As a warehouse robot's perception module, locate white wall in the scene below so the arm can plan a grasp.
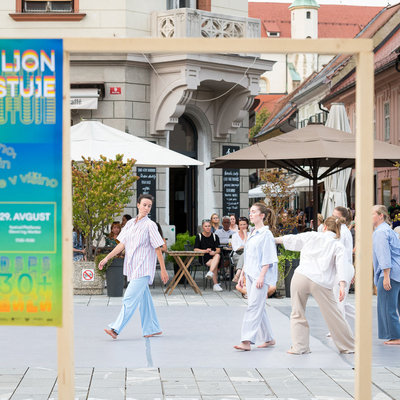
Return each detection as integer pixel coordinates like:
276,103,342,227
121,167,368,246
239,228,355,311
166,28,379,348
260,53,288,94
212,0,248,17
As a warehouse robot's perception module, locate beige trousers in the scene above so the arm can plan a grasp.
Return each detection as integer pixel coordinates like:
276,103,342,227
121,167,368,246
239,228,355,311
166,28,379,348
290,272,355,354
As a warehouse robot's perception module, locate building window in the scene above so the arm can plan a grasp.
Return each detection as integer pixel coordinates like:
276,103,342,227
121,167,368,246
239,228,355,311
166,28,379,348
167,0,196,9
306,11,311,19
267,31,280,37
23,0,73,13
384,102,390,141
381,179,392,207
11,0,85,20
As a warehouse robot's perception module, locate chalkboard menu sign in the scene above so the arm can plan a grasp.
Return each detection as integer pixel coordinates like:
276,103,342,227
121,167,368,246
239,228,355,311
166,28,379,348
136,167,156,220
222,146,240,218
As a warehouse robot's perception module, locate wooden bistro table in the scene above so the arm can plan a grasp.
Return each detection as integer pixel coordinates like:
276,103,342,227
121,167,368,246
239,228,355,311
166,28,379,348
165,251,204,295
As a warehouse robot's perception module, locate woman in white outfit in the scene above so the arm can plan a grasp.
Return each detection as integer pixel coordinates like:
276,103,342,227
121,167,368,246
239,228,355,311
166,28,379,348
331,206,356,327
275,216,355,354
234,203,278,351
231,217,249,283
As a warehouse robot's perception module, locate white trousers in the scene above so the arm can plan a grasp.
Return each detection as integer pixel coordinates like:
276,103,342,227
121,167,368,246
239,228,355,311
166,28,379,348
333,281,355,328
240,274,274,344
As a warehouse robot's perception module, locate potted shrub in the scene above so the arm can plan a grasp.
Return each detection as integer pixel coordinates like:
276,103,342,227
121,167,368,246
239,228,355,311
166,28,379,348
95,254,124,297
72,154,137,295
167,231,196,284
278,246,300,298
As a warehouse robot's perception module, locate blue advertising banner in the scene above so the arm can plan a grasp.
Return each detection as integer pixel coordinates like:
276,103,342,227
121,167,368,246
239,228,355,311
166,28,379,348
0,39,63,326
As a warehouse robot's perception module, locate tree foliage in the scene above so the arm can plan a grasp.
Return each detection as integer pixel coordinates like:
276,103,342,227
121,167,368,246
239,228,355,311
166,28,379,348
260,169,297,235
72,154,138,261
249,108,270,139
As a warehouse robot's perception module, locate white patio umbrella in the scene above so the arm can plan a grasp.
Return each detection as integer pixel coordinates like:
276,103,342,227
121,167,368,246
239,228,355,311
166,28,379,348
321,103,352,218
248,175,323,198
70,120,203,167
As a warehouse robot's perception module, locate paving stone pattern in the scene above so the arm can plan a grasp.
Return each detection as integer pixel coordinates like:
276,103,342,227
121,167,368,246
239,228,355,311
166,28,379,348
0,274,397,400
1,366,399,400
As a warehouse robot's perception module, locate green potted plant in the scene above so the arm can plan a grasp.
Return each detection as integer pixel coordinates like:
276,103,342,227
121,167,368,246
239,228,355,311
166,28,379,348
167,232,196,284
277,246,300,298
72,154,137,295
95,254,124,297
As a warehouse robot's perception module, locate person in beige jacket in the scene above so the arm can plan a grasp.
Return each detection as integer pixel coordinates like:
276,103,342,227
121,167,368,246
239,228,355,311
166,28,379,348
275,216,354,355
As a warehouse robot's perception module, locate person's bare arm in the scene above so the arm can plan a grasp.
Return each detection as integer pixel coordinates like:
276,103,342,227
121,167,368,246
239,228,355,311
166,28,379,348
98,243,125,269
156,247,169,284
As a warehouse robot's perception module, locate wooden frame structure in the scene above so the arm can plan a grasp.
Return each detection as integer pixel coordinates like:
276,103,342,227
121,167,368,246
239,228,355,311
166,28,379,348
60,38,374,399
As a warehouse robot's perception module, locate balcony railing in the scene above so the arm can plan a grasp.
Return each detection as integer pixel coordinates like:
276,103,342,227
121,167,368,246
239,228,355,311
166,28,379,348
152,8,261,38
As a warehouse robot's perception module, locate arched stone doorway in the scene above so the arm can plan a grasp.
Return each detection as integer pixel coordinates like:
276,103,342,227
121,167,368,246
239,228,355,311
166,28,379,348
169,115,198,234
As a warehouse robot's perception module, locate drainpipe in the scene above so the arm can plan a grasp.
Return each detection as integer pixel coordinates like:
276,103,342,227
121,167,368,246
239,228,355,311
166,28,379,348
165,130,170,226
285,54,288,93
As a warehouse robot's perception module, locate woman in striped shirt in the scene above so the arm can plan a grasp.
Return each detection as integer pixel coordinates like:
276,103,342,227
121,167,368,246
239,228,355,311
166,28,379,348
99,194,169,339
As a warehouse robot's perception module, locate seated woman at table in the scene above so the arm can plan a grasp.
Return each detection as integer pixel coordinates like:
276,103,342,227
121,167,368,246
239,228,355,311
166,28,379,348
232,217,249,283
105,221,121,249
194,219,223,292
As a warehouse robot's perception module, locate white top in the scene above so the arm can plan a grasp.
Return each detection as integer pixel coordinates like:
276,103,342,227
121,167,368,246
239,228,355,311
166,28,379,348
317,224,324,233
243,226,278,286
339,224,353,264
215,228,235,245
281,231,353,289
231,230,248,251
117,216,164,284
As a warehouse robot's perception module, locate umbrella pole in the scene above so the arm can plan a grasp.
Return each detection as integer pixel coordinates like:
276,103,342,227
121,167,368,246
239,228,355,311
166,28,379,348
312,174,319,232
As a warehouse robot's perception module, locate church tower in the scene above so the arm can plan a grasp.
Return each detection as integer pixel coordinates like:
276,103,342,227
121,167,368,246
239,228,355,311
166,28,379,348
288,0,320,88
289,0,319,39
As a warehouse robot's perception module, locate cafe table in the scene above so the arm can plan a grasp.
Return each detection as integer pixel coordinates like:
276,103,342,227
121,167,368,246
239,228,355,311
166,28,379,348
165,250,204,295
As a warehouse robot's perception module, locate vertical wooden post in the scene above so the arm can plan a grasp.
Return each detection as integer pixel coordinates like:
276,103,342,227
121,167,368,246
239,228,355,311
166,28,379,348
57,48,74,400
354,51,374,400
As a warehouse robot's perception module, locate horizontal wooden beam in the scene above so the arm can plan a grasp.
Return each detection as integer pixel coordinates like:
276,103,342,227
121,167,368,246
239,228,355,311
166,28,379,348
63,37,373,55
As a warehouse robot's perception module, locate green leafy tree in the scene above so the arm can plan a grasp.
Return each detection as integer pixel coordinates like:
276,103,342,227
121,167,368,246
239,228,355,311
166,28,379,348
249,108,270,139
72,154,138,261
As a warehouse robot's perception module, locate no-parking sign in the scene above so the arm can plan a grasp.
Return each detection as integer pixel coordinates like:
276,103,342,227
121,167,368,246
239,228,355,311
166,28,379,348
81,269,94,282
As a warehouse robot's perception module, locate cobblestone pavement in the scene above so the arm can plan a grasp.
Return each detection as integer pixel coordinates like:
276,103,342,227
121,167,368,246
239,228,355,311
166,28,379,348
1,276,399,400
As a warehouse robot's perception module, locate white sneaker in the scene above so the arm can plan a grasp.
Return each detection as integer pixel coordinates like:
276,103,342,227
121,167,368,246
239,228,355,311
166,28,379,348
205,271,214,280
213,283,223,292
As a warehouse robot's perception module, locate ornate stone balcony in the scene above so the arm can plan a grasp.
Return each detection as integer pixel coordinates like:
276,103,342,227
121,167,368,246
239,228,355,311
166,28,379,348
152,8,261,38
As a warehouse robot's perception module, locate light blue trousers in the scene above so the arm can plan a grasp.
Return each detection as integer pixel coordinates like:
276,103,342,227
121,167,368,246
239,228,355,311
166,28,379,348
377,277,400,340
109,276,161,337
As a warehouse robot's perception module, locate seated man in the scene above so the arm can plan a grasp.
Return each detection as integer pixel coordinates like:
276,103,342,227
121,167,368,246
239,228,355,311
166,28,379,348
215,216,235,246
194,219,223,292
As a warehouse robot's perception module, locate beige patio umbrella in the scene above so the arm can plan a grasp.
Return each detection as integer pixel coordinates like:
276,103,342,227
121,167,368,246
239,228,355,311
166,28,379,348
209,123,400,229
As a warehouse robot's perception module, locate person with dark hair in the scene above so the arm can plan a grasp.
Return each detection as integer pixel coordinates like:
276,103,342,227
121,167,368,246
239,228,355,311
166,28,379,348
234,203,278,351
388,199,400,220
99,194,169,340
215,216,235,246
155,222,167,253
121,214,132,228
105,221,121,249
73,226,85,261
275,216,354,355
372,205,400,345
229,214,238,232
